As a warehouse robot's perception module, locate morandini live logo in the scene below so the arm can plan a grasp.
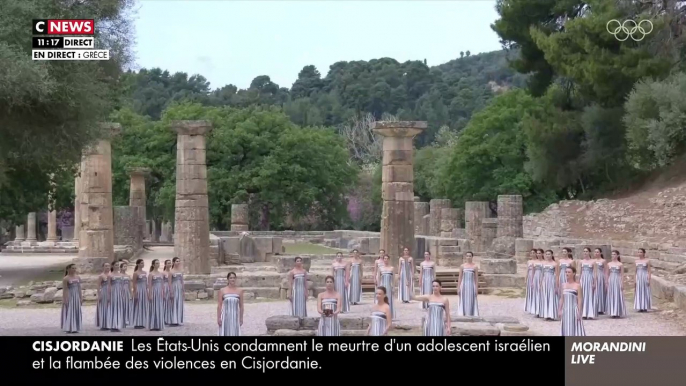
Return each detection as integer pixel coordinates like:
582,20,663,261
32,19,94,35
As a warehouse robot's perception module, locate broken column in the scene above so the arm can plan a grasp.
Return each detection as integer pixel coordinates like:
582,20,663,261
25,212,38,244
414,201,429,235
73,173,81,242
14,224,25,242
230,203,249,231
496,195,523,238
128,167,150,240
429,199,451,236
76,123,120,271
374,121,426,264
440,207,460,237
172,120,212,275
481,218,498,251
465,201,489,252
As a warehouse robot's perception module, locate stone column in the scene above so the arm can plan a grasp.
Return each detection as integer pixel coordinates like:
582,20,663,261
26,212,38,242
373,121,426,264
429,199,451,236
73,174,81,242
46,210,57,241
481,218,498,251
440,207,460,237
465,201,489,252
173,120,212,275
413,201,429,235
128,167,150,240
230,203,249,231
14,225,25,241
77,123,120,270
496,195,524,238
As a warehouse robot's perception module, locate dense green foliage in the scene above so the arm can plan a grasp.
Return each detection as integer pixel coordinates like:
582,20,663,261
5,0,686,234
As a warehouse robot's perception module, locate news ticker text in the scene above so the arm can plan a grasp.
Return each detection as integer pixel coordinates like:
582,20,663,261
31,19,108,60
2,336,685,385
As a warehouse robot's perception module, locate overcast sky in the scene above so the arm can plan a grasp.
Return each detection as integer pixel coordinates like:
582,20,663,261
132,0,502,89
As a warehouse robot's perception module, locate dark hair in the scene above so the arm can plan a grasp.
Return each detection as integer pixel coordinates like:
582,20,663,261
227,272,236,279
566,265,577,274
383,254,390,259
64,263,75,276
352,249,358,253
110,261,118,272
172,257,180,268
536,249,544,254
336,252,343,256
465,251,473,257
638,248,646,254
134,259,144,271
611,250,621,262
562,247,571,256
295,256,302,262
545,249,555,261
432,279,442,286
377,286,389,304
103,262,110,270
530,249,537,254
583,247,591,253
425,250,431,254
403,247,410,251
594,248,604,259
150,259,159,272
325,275,335,283
163,259,171,271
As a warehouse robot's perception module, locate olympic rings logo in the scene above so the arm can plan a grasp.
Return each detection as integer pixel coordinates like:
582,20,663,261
606,19,653,41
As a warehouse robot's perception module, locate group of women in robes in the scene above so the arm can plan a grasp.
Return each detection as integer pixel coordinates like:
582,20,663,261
60,257,186,333
286,247,480,337
524,247,652,336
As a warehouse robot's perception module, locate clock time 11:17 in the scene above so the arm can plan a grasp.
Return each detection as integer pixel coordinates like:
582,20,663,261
32,37,63,48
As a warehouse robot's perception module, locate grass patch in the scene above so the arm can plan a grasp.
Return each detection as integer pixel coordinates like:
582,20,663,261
284,243,341,255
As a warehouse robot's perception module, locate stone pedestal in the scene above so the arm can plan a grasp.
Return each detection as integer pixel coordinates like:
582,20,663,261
230,203,249,231
128,167,150,240
429,199,451,236
173,120,212,275
14,225,25,241
414,202,429,235
440,207,460,235
496,195,523,238
73,174,81,242
26,212,37,242
374,121,426,264
76,123,120,271
160,221,172,242
465,201,489,252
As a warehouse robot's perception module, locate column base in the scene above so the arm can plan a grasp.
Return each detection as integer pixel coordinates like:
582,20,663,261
21,240,38,247
39,240,57,247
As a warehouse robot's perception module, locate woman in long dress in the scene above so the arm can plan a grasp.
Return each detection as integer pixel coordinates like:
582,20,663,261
331,252,350,313
413,280,451,336
317,275,341,336
530,249,544,316
132,259,148,329
373,249,385,303
287,256,308,317
398,247,414,303
168,257,185,326
61,264,82,333
419,251,435,309
379,255,396,319
108,261,125,331
558,248,574,293
162,259,172,325
606,250,627,318
217,272,243,336
120,261,132,327
148,259,166,331
593,248,608,315
539,250,559,320
457,251,479,316
579,248,597,319
367,286,392,336
96,262,111,330
524,249,537,313
634,248,652,312
349,249,363,305
559,266,586,336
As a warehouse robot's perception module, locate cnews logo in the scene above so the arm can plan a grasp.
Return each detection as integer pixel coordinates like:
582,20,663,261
606,19,653,41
